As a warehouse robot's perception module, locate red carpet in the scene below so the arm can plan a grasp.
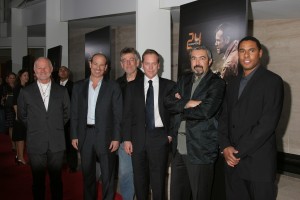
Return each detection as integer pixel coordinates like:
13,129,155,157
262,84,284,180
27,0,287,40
0,133,122,200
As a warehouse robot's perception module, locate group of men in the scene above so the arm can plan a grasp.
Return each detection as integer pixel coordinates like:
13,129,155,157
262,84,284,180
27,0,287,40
17,36,283,200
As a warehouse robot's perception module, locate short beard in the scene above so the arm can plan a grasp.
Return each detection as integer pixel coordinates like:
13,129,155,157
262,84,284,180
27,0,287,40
194,65,203,76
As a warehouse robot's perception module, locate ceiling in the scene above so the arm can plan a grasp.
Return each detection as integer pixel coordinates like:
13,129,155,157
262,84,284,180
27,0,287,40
26,0,300,37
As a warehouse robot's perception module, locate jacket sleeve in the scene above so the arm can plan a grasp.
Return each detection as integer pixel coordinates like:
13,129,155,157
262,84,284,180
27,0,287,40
164,76,189,114
183,78,226,120
70,83,79,140
112,82,122,141
121,83,133,142
17,89,27,127
218,88,232,151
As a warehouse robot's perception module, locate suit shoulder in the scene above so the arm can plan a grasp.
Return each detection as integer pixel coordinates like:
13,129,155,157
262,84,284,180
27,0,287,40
160,77,175,85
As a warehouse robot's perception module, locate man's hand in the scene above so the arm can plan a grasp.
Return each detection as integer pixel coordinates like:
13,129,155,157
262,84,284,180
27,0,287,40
72,139,79,150
184,100,202,109
124,141,133,155
223,146,240,167
167,136,172,143
109,141,120,152
175,93,181,99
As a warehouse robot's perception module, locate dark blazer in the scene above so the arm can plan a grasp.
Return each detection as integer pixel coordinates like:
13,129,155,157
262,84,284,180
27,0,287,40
218,66,284,181
165,70,226,164
17,81,70,154
122,76,175,152
64,80,73,98
70,78,122,153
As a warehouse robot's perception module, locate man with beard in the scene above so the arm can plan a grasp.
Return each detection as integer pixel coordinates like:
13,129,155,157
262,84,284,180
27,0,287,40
165,45,226,200
215,23,239,82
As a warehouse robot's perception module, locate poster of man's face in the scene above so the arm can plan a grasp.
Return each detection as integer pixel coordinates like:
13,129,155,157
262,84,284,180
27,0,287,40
178,0,248,82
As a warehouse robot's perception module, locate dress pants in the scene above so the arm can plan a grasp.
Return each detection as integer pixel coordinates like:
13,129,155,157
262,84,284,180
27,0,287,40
28,150,64,200
224,165,276,200
132,128,169,200
65,123,78,170
80,127,116,200
170,151,214,200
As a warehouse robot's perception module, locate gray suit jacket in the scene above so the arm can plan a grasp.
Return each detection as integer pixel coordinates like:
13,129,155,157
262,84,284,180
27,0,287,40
70,78,122,153
18,81,70,154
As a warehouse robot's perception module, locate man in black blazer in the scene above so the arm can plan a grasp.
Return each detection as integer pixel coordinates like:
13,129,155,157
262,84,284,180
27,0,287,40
122,49,175,200
18,57,70,200
58,66,78,172
164,45,226,200
71,53,122,200
218,36,284,200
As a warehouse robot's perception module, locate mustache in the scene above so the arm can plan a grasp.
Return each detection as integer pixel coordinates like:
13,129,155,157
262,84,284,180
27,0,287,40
194,65,203,76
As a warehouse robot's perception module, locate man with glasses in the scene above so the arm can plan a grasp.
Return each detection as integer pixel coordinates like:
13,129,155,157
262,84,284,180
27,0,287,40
116,47,143,200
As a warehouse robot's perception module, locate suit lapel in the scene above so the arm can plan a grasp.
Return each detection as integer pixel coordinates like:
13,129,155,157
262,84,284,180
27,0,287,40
96,78,108,108
237,67,264,103
83,79,89,113
191,71,212,98
47,82,56,112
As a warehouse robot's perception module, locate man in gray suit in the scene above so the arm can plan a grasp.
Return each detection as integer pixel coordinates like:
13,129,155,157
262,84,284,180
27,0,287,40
71,53,122,200
18,57,70,200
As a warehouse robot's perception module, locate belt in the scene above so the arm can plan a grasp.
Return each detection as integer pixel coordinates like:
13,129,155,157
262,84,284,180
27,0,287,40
86,124,95,128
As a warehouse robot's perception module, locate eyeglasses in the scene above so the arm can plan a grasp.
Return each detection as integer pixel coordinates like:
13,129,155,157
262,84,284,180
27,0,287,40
121,58,136,64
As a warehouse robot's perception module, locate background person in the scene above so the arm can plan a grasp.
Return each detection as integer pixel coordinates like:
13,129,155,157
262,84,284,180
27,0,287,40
12,69,29,165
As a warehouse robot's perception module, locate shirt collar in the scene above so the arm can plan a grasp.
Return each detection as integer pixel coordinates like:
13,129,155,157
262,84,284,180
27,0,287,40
144,75,159,85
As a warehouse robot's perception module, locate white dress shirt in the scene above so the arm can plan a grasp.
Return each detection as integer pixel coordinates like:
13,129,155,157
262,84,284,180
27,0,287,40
87,79,102,125
144,75,164,128
37,81,51,111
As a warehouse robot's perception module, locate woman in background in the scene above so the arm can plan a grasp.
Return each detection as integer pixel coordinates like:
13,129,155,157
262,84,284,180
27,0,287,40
13,69,29,165
2,72,16,152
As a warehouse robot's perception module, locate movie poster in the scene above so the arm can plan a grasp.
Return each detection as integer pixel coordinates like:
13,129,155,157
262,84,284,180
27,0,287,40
178,0,248,82
85,26,111,78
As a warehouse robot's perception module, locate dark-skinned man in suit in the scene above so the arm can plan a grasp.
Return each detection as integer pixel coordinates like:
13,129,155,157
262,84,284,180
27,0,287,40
71,53,122,200
18,57,70,200
165,45,226,200
122,49,175,200
218,36,284,200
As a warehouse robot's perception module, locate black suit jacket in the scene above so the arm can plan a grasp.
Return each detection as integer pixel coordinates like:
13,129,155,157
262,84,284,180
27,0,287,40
18,81,70,154
70,78,122,153
218,66,284,181
64,80,73,99
164,70,226,164
122,76,175,152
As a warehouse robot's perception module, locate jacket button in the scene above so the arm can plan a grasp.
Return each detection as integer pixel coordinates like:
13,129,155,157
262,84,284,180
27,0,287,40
232,125,235,128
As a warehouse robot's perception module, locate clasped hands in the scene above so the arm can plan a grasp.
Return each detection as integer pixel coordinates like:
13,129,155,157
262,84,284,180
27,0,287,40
223,146,240,167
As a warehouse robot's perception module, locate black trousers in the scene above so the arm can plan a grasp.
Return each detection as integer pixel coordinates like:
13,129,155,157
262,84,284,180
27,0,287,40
132,128,169,200
170,151,214,200
28,150,64,200
64,124,78,170
224,165,276,200
80,127,116,200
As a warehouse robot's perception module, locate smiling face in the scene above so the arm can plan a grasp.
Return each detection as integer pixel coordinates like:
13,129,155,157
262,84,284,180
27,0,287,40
34,58,53,83
238,40,262,76
20,72,29,85
120,53,139,76
190,49,212,76
89,54,107,79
